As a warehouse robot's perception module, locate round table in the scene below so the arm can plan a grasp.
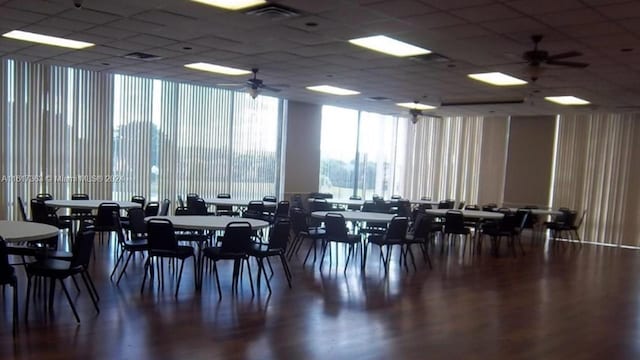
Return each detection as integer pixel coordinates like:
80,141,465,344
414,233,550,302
202,198,277,209
425,209,504,220
144,215,270,230
410,199,441,206
311,211,395,223
310,199,365,207
45,200,142,209
0,220,59,243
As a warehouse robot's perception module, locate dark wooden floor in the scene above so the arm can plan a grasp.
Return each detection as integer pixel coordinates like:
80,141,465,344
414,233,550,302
2,235,640,359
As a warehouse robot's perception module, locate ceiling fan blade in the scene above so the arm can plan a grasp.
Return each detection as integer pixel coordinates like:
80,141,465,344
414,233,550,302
546,60,589,68
547,51,582,60
261,85,282,92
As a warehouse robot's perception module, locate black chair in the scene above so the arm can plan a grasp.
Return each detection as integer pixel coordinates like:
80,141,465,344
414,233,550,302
25,226,99,323
30,199,72,246
390,195,402,200
347,195,362,211
177,195,185,208
200,222,256,299
215,193,239,216
190,198,212,215
243,201,265,220
248,219,293,292
141,219,195,297
0,237,18,335
481,211,520,257
93,202,121,244
131,195,146,208
110,209,148,285
457,201,466,210
186,193,199,210
262,195,277,203
268,200,290,223
365,216,408,274
320,213,361,273
442,210,471,255
158,199,171,216
144,201,160,217
70,193,92,220
438,200,455,209
403,213,435,270
288,208,326,266
359,201,388,236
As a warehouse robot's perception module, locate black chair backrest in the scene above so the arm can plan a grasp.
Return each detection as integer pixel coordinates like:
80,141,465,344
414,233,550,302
482,203,498,212
275,201,290,217
324,213,348,241
36,193,53,201
290,208,308,234
309,199,331,212
72,193,89,200
70,227,95,269
465,204,480,210
17,196,29,221
390,195,402,200
420,196,431,201
386,216,408,240
438,200,453,209
159,199,171,216
349,195,362,200
190,198,208,215
412,213,436,239
515,210,530,231
111,213,127,246
0,237,14,279
147,219,178,252
218,193,231,199
220,222,253,254
177,195,185,208
395,200,411,217
246,200,264,213
131,195,146,207
263,195,277,203
30,199,53,224
445,210,466,231
95,203,121,227
565,210,578,227
174,206,190,216
70,193,91,215
269,219,291,250
290,194,304,210
186,194,199,209
144,201,160,217
500,212,519,232
128,207,147,236
457,201,466,209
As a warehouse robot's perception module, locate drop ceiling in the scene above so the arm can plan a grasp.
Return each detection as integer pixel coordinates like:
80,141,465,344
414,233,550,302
1,0,639,116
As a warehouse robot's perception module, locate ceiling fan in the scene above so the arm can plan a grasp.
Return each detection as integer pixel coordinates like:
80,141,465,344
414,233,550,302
408,108,442,124
217,68,288,99
523,34,589,81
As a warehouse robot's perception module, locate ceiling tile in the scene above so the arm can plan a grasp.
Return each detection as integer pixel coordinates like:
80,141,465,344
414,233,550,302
455,3,521,23
596,2,640,19
506,0,585,15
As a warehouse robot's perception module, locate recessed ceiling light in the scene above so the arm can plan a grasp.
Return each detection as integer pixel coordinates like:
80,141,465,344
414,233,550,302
191,0,266,10
184,62,251,75
306,85,360,96
544,96,591,105
468,72,527,86
2,30,94,49
397,102,437,110
348,35,431,57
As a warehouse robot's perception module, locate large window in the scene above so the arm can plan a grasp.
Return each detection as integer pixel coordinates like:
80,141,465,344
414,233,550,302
319,105,406,199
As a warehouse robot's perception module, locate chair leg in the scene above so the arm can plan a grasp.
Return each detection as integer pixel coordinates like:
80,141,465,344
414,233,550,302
84,272,99,302
140,257,151,294
266,257,274,277
343,244,353,274
246,258,255,296
25,275,31,321
302,240,315,266
110,249,125,280
175,259,186,298
80,272,100,313
116,252,135,285
212,261,222,300
279,254,292,288
59,279,80,323
406,245,417,271
319,241,329,271
12,282,18,336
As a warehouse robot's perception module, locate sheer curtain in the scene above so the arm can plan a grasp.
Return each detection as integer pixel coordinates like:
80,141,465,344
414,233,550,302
1,60,113,219
552,113,639,246
403,115,483,204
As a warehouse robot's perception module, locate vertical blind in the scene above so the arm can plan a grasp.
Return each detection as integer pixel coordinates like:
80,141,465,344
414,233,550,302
552,113,639,245
403,115,483,204
0,60,113,219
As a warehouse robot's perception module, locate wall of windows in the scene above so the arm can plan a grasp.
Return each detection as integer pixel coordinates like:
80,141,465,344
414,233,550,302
319,105,406,199
1,59,284,219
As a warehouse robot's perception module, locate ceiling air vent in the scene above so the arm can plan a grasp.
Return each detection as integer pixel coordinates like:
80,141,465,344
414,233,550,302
124,52,163,61
244,3,300,19
366,96,391,101
409,52,451,63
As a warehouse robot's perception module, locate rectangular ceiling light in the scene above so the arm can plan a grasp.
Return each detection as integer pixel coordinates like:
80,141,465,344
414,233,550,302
184,62,251,75
191,0,266,10
397,102,436,110
306,85,360,96
2,30,94,49
468,72,527,86
348,35,431,57
544,96,591,105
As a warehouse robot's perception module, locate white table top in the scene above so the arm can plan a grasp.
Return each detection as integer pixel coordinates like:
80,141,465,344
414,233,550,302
45,200,142,209
310,199,364,207
426,209,504,220
202,198,277,208
0,220,59,243
144,215,270,231
311,211,395,223
513,208,562,216
410,199,441,205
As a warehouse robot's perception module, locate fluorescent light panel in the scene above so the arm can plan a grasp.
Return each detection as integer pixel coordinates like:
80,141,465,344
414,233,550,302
184,62,251,75
306,85,360,96
348,35,431,57
191,0,266,10
2,30,94,49
468,72,527,86
397,102,436,110
545,96,591,105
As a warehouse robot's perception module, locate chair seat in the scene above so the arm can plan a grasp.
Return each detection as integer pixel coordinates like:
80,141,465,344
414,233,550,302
327,234,360,244
302,228,325,239
26,259,82,277
249,243,282,256
368,234,403,245
445,228,471,235
202,246,246,260
122,239,148,251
